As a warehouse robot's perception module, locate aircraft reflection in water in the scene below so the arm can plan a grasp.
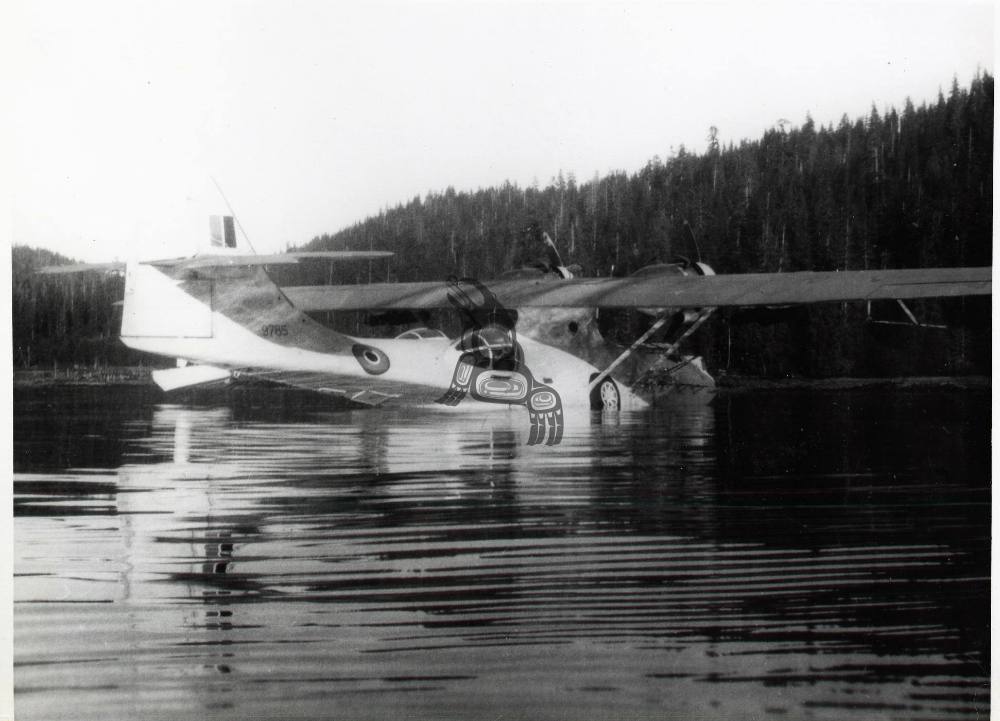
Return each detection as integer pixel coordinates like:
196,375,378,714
13,387,989,720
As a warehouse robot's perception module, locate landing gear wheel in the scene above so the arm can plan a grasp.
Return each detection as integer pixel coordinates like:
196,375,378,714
589,374,620,411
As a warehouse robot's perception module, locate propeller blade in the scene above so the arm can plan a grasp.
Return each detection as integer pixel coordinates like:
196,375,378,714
541,232,563,268
541,232,573,279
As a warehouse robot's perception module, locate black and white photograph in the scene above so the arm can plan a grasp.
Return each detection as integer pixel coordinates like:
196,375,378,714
7,1,993,719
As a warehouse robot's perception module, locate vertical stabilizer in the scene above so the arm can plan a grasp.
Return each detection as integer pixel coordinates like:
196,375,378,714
120,262,213,340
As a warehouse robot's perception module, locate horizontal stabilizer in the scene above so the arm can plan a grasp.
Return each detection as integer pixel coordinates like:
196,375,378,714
152,364,231,392
37,262,126,275
146,251,393,270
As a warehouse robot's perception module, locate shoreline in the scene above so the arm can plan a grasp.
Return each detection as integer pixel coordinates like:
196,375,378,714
713,373,990,392
12,367,990,391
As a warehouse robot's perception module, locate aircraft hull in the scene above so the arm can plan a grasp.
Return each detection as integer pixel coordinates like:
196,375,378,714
119,262,651,411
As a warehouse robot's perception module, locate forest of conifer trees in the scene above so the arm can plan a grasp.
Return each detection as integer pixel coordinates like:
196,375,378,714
12,72,992,378
307,73,992,277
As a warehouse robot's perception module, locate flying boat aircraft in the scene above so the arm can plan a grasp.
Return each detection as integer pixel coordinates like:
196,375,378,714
39,216,991,445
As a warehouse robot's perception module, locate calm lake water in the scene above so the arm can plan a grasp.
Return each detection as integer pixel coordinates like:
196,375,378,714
13,384,990,720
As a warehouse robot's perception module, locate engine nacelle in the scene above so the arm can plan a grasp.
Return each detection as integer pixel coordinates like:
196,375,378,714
630,259,715,279
630,261,716,333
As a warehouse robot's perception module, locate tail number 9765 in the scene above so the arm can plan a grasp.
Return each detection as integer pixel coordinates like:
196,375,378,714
261,324,289,337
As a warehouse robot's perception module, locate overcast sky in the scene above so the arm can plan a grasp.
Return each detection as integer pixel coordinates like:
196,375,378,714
9,0,994,262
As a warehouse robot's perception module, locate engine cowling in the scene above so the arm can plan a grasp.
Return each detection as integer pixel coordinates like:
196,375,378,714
630,259,715,278
629,260,715,342
692,261,715,277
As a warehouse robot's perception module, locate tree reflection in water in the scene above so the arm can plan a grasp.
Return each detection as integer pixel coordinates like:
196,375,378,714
13,385,989,720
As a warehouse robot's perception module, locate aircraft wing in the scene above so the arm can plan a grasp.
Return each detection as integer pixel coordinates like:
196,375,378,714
151,364,421,407
232,369,425,407
282,266,991,311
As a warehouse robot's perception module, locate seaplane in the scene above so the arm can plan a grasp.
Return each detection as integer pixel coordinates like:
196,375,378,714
41,216,991,445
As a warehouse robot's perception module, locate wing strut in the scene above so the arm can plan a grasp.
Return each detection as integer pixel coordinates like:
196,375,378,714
866,299,948,329
587,308,716,392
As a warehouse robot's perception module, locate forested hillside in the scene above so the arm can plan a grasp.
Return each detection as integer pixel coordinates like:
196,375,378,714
308,74,992,278
301,72,991,377
11,246,156,369
13,73,991,376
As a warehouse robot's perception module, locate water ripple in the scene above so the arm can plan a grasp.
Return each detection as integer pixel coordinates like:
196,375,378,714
13,386,990,720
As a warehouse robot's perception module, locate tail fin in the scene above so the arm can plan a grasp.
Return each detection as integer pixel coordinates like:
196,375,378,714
120,261,213,340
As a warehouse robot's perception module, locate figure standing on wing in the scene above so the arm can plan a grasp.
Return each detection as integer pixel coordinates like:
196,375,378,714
436,277,564,446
